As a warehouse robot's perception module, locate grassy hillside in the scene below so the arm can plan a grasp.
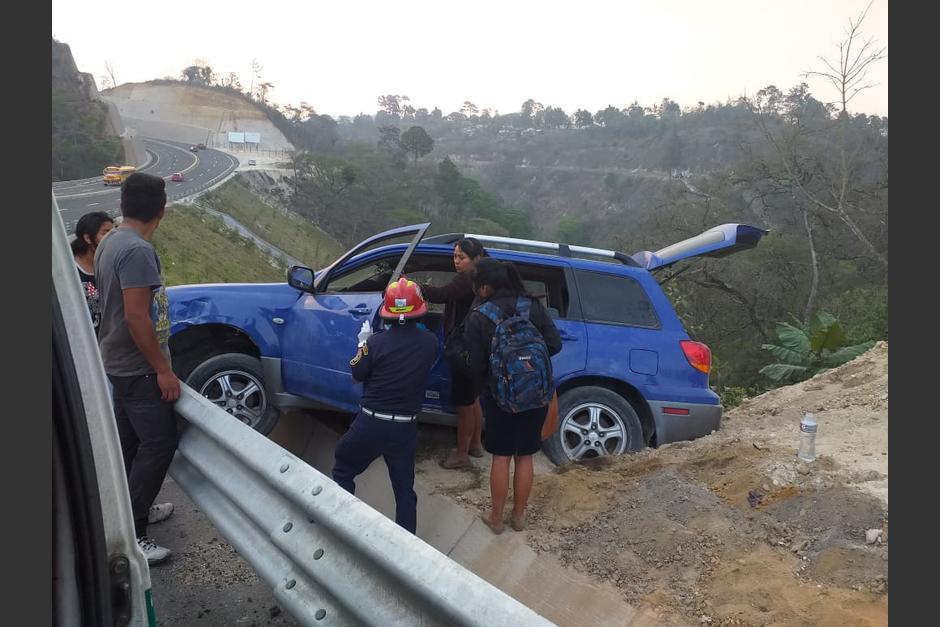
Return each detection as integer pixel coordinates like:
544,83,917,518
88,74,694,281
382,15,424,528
199,177,343,269
153,205,286,286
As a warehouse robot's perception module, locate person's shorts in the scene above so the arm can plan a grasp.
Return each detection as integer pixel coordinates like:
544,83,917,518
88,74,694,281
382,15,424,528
480,392,548,457
450,369,481,407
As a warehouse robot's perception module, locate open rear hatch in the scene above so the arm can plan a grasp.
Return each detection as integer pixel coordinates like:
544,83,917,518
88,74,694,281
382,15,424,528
632,223,769,272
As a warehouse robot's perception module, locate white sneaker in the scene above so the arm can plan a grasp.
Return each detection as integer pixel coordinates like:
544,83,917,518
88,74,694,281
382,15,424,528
137,536,171,565
148,502,174,525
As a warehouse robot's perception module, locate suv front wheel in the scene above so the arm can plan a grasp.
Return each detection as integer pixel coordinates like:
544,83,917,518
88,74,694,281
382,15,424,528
186,353,281,434
542,386,644,464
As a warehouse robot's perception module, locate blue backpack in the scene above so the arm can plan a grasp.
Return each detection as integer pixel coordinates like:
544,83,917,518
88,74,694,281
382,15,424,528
477,297,554,413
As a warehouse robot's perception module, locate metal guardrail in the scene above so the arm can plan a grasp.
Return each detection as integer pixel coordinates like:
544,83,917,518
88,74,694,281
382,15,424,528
170,386,555,626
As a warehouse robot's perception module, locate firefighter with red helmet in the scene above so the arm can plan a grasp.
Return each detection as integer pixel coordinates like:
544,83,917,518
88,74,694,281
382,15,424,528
331,277,439,534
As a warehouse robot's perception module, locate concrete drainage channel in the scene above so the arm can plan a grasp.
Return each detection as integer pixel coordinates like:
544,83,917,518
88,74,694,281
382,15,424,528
267,411,666,627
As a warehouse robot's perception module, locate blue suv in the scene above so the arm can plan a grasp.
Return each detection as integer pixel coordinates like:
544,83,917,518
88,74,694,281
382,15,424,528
168,222,766,464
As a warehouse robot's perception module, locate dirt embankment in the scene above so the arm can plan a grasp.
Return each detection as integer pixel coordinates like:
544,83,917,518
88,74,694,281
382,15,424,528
418,342,889,626
104,82,294,151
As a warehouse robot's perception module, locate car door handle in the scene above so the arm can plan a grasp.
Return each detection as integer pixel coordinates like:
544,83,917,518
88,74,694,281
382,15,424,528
348,307,372,316
559,332,579,342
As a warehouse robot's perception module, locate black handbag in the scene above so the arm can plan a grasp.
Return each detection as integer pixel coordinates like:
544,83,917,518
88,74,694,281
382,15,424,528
443,323,471,375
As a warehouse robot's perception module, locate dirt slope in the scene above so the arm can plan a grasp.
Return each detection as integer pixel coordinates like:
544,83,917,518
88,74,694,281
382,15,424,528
418,342,889,626
104,82,293,151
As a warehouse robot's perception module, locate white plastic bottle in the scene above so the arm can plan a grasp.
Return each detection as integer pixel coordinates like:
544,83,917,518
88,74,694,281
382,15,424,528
797,412,817,462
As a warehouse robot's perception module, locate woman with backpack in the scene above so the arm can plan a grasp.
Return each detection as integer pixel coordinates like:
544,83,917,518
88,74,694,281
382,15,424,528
421,237,488,470
462,258,562,534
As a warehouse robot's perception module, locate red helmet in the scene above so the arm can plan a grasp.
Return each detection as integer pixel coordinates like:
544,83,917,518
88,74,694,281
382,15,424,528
380,276,428,320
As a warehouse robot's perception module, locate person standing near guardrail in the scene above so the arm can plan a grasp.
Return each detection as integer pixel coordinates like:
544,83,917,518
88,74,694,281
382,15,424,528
95,172,180,564
332,277,438,534
71,211,114,335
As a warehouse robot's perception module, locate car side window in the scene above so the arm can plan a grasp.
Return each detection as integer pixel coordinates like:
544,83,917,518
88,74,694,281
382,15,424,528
512,262,574,320
324,257,397,293
575,270,660,328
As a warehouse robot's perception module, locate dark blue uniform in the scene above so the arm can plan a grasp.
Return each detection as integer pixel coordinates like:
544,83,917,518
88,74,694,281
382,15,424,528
331,321,438,533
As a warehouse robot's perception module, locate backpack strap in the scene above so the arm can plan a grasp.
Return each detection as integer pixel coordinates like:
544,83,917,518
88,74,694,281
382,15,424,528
477,301,504,327
515,296,532,320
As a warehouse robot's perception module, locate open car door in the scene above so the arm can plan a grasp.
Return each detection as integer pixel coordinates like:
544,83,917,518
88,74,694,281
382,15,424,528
282,223,431,412
632,223,769,272
309,223,431,292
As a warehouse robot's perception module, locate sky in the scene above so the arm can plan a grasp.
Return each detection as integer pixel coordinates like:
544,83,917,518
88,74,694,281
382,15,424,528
51,0,888,118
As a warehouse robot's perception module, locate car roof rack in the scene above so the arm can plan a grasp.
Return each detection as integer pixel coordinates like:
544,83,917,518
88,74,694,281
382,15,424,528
423,233,641,267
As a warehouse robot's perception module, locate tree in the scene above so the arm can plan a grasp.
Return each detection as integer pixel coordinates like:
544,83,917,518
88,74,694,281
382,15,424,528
302,114,340,152
399,126,434,163
626,101,644,119
658,98,681,121
249,58,262,100
573,109,594,128
541,106,568,129
287,152,358,226
659,127,683,169
104,60,117,88
759,311,874,383
181,65,202,82
256,81,274,104
435,157,467,211
752,4,887,268
378,94,409,118
595,105,623,128
285,102,316,124
520,99,543,123
200,65,217,86
378,125,401,151
377,125,406,167
461,101,479,118
805,1,886,114
556,216,586,242
226,72,242,92
803,2,886,266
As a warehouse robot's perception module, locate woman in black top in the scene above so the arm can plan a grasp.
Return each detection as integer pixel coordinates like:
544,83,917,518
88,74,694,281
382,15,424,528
421,237,488,469
463,258,562,533
71,211,115,335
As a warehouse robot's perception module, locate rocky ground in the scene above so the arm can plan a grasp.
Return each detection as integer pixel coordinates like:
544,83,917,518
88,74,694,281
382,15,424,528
416,342,889,626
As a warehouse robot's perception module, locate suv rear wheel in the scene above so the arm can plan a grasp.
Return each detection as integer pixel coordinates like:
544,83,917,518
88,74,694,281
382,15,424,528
186,353,280,434
542,386,644,464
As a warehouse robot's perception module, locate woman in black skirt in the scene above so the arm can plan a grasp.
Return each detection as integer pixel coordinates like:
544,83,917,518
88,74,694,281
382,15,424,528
463,258,562,533
421,237,488,469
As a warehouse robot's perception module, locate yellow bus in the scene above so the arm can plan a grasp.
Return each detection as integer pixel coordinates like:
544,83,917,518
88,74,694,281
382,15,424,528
102,165,136,186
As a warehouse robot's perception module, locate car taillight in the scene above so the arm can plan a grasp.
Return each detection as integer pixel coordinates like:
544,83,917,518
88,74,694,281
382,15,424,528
680,340,711,374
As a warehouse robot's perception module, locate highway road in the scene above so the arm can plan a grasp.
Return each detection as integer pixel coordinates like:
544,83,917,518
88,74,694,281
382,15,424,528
53,138,239,232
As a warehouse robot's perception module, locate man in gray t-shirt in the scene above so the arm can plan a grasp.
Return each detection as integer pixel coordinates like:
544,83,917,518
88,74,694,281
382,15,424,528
94,172,180,565
96,228,172,375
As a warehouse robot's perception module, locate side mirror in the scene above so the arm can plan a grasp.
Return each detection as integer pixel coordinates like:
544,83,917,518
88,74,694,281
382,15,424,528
287,265,315,292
